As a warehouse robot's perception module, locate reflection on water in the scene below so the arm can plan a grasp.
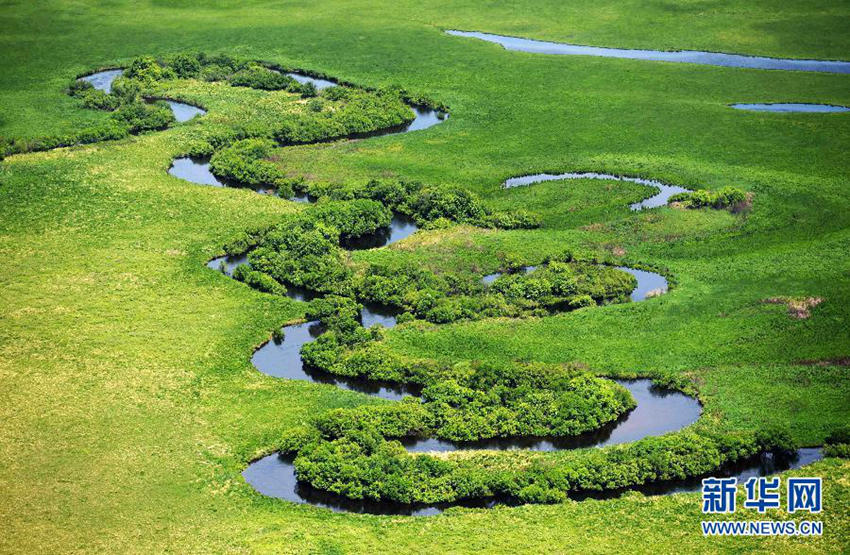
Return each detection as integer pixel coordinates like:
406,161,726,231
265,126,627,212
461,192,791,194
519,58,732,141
168,156,223,187
482,266,536,284
243,453,498,515
206,253,248,276
343,214,419,249
617,266,668,301
574,448,825,500
250,316,417,401
361,302,400,328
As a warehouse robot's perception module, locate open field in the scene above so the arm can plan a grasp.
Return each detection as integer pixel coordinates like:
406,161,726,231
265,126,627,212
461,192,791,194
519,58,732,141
1,0,849,552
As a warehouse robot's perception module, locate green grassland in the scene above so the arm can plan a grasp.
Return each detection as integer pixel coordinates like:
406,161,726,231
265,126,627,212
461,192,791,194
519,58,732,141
1,0,849,552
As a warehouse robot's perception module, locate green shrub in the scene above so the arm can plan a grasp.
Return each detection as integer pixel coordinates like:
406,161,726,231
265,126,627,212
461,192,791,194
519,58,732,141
169,53,201,78
312,199,392,242
124,56,174,84
825,425,850,445
110,77,141,103
208,138,290,194
674,187,748,210
68,79,94,96
79,89,121,111
322,86,351,101
231,265,287,296
199,64,232,82
247,218,352,295
110,101,175,133
228,64,297,90
290,427,784,505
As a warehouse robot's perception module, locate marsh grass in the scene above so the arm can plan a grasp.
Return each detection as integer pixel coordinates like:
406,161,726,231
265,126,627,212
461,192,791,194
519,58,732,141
1,0,849,552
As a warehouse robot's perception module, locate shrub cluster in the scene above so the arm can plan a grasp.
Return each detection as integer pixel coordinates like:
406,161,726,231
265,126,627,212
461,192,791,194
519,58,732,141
287,421,794,505
208,138,292,196
231,264,287,296
313,178,541,230
303,359,635,442
3,51,419,160
245,200,391,294
68,80,121,110
824,426,850,458
669,187,749,210
228,64,299,91
353,257,634,324
110,100,175,133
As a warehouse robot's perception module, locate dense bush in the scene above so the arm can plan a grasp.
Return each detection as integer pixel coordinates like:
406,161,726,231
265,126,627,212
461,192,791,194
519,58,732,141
247,212,361,295
824,426,850,458
169,53,201,78
303,358,635,444
350,258,634,325
289,426,792,505
228,64,298,91
124,56,175,84
110,101,175,133
311,178,541,230
312,199,392,242
231,264,287,296
109,77,142,103
208,138,291,195
670,187,749,210
222,229,265,256
68,79,121,110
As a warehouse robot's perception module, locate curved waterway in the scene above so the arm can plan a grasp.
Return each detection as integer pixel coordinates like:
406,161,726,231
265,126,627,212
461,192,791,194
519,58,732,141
287,72,337,90
404,379,699,452
250,311,420,401
242,445,822,515
730,103,850,113
79,68,123,92
481,265,667,302
168,81,446,193
146,99,206,122
446,30,850,74
241,263,701,511
504,171,690,211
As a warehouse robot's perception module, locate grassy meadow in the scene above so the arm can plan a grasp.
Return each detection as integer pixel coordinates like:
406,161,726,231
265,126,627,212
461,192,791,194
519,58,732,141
1,0,849,552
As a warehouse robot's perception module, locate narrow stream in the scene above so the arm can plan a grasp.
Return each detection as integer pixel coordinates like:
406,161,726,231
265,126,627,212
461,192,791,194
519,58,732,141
446,30,850,74
79,69,123,92
146,98,206,122
241,262,712,512
730,103,850,113
287,72,336,90
342,214,419,249
504,171,690,211
168,74,446,193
